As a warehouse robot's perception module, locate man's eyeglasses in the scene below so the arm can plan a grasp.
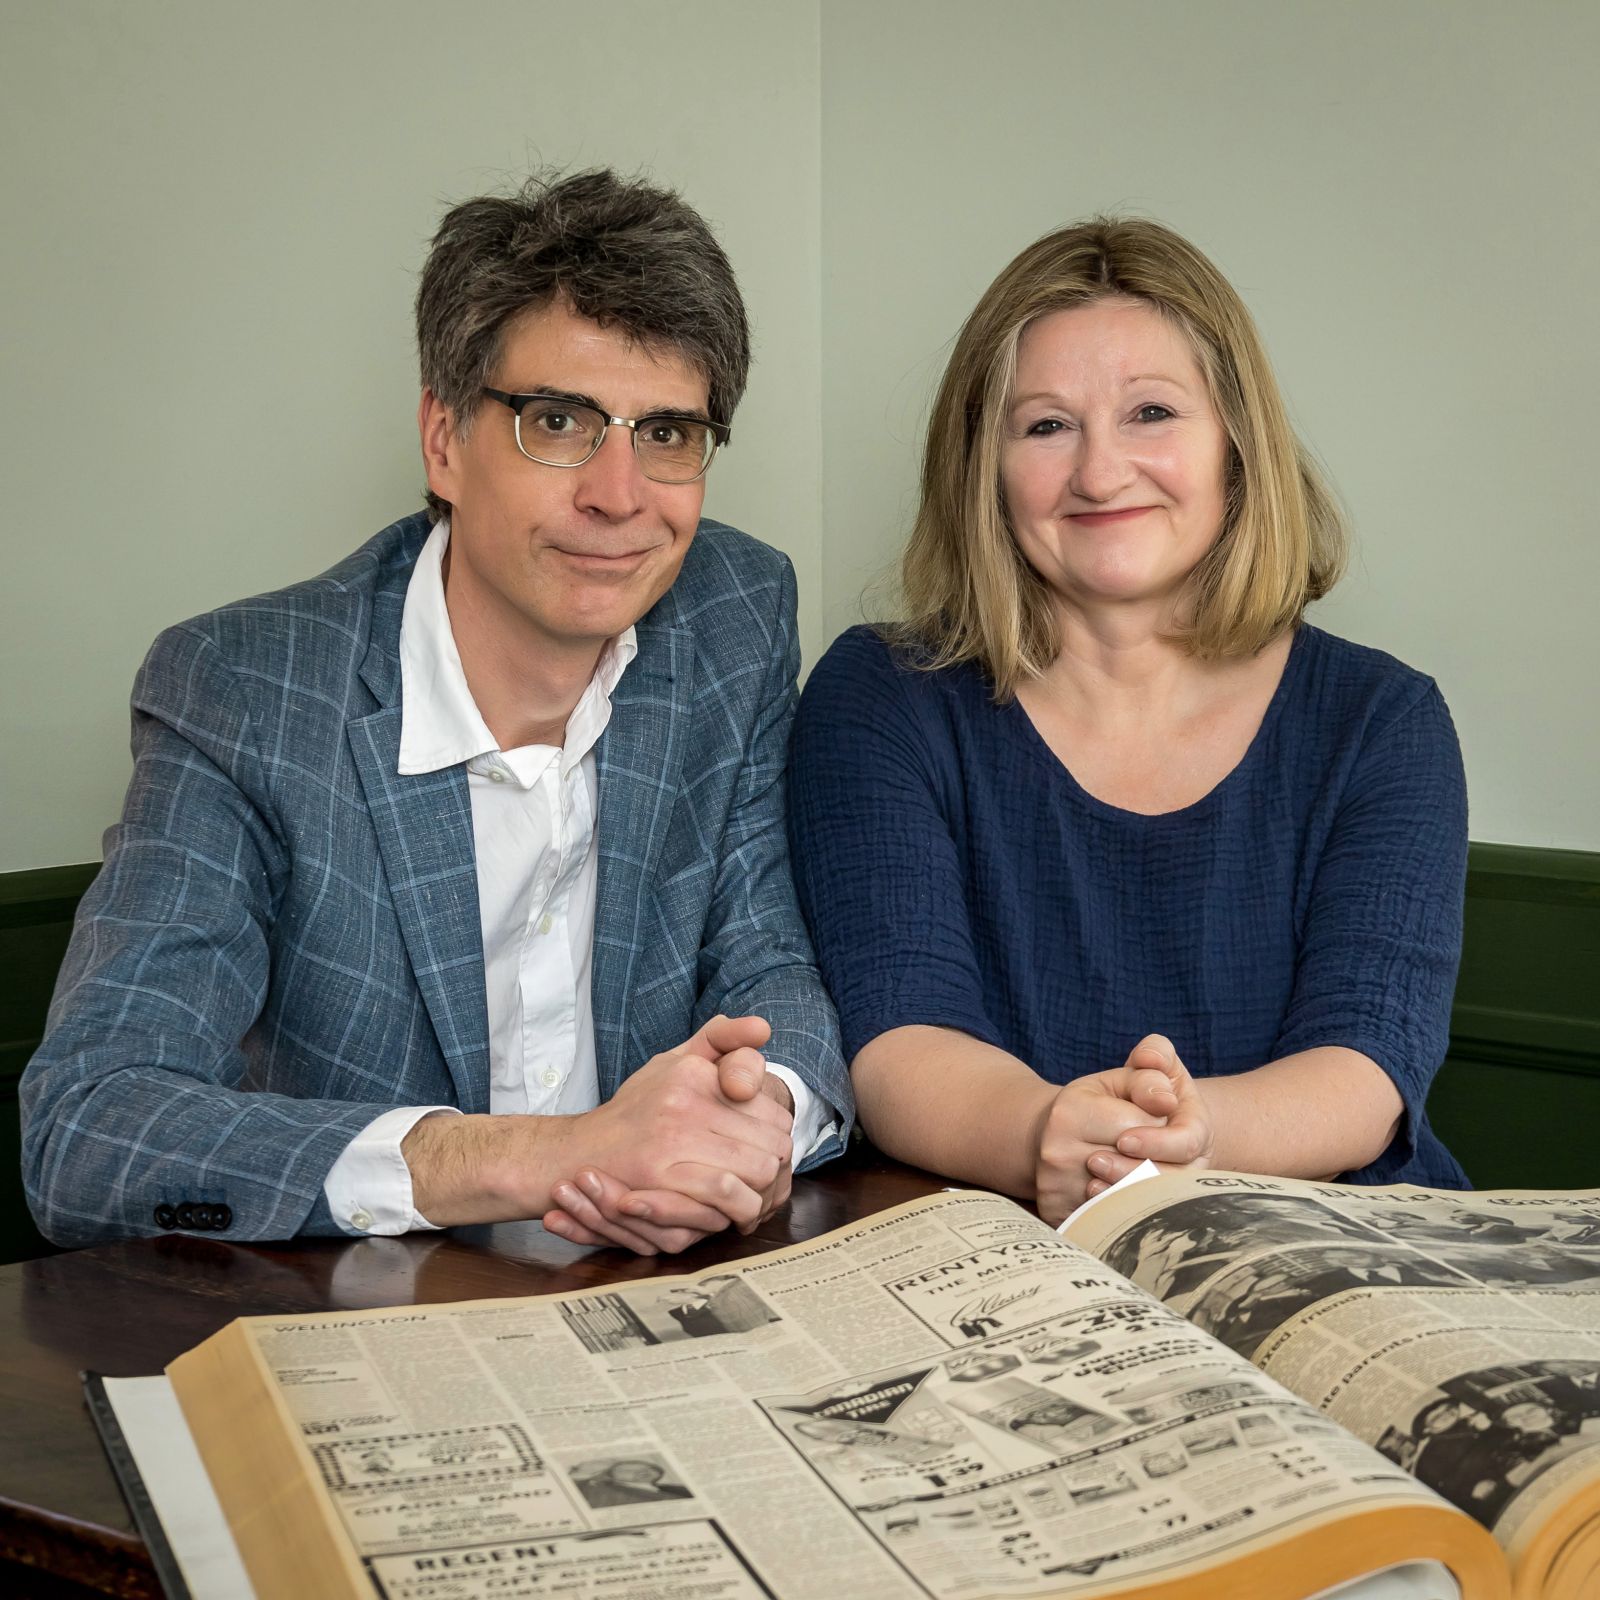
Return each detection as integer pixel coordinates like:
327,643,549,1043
481,389,729,484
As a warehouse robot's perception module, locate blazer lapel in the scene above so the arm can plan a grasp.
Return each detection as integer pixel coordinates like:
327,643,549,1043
349,631,490,1114
593,622,693,1097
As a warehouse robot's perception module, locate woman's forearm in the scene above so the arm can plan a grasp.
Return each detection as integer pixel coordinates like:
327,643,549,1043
852,1025,1057,1198
855,1034,1404,1198
1196,1047,1404,1179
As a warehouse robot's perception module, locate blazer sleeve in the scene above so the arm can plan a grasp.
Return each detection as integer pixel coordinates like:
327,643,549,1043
691,557,853,1168
20,624,392,1246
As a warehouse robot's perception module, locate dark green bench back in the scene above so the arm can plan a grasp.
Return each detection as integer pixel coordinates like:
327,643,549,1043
4,846,1597,1263
1,866,97,1265
1426,845,1600,1190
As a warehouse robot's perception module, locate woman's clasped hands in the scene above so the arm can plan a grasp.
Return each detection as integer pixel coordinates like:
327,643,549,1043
1034,1034,1215,1225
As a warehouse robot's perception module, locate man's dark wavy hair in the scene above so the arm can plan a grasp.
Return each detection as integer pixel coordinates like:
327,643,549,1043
416,168,750,520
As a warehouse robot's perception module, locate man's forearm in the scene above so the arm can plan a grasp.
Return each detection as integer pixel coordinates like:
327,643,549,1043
403,1111,571,1226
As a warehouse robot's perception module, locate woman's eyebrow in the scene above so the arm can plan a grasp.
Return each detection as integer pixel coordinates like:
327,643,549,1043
1009,373,1196,406
1126,371,1199,391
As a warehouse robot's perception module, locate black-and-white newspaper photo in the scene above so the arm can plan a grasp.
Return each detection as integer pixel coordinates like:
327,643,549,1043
1066,1170,1600,1575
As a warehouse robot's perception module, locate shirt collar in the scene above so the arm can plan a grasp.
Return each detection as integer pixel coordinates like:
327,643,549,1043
397,520,637,784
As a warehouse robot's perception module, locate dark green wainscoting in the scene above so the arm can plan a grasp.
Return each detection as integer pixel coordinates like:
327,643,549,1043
1426,845,1600,1192
3,845,1598,1264
1,863,100,1265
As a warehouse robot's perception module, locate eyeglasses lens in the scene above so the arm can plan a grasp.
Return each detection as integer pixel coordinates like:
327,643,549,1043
518,401,605,466
636,419,714,483
515,400,714,483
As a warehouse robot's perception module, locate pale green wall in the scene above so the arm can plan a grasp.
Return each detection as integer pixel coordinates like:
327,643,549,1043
820,0,1600,852
0,0,822,870
4,1,1597,868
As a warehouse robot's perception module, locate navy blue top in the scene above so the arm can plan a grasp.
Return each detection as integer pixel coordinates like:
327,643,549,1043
788,624,1469,1188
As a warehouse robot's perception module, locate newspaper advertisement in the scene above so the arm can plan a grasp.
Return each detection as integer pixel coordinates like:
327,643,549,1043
244,1190,1449,1600
1063,1172,1600,1562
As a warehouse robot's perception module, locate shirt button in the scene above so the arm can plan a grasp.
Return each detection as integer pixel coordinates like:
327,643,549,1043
488,768,507,784
349,1209,373,1231
539,913,554,935
541,1068,560,1089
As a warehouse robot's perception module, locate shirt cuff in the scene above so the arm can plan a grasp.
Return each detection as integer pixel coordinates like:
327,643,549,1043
323,1106,462,1235
766,1063,840,1166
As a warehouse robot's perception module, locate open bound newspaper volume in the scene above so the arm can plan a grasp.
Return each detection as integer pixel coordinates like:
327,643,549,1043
163,1172,1600,1600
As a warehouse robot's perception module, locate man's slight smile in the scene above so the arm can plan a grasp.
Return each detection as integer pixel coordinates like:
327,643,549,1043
550,543,660,570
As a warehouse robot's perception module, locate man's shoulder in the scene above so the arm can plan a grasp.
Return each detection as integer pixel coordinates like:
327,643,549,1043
651,519,792,627
146,512,430,680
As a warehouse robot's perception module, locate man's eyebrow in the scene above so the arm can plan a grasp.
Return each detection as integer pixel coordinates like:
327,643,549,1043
646,403,716,425
512,386,605,411
513,386,715,424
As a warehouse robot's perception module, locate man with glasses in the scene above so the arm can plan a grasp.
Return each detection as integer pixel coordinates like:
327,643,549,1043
23,170,850,1251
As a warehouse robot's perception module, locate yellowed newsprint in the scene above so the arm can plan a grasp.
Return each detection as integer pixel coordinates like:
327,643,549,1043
168,1176,1600,1600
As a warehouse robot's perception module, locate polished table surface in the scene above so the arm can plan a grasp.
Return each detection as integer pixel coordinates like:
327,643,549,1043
0,1144,951,1597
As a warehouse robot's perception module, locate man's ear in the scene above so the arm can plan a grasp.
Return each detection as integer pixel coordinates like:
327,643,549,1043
418,388,463,505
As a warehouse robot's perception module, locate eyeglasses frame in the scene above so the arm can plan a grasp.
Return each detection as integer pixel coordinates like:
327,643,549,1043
481,388,730,484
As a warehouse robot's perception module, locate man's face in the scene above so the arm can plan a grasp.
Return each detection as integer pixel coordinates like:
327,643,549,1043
1502,1402,1557,1435
421,299,710,661
1022,1401,1079,1426
1421,1401,1470,1435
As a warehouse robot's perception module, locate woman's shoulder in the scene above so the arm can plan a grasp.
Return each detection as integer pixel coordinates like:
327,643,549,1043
812,621,960,674
1290,623,1451,734
806,624,990,713
797,625,1016,785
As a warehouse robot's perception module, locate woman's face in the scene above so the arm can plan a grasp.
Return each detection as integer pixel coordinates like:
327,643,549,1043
1000,297,1230,623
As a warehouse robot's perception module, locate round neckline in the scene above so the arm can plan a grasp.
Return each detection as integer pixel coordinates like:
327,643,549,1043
1003,625,1313,823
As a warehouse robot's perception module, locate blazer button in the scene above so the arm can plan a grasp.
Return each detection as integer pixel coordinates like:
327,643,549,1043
175,1203,197,1229
211,1203,233,1231
192,1205,214,1230
154,1204,177,1230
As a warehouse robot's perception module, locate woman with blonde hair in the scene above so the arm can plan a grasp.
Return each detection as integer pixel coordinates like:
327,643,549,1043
788,217,1468,1221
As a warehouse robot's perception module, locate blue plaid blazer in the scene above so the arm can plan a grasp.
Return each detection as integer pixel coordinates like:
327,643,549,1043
23,512,851,1246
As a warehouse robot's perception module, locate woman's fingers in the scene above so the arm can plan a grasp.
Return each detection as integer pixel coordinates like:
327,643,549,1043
1086,1147,1143,1186
1117,1114,1209,1164
1121,1035,1185,1108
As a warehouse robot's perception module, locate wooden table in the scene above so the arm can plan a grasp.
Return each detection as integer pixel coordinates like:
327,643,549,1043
0,1145,948,1598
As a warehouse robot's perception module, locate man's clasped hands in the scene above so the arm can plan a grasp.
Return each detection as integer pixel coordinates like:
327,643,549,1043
403,1018,1215,1255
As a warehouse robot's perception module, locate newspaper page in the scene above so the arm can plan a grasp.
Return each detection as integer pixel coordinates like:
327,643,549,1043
1063,1173,1600,1563
226,1190,1463,1600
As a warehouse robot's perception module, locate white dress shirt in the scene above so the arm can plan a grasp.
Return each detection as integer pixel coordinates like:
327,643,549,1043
323,521,832,1235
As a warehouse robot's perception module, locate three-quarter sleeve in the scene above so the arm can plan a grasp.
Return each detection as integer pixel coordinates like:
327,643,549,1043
1272,680,1468,1181
788,629,1002,1063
